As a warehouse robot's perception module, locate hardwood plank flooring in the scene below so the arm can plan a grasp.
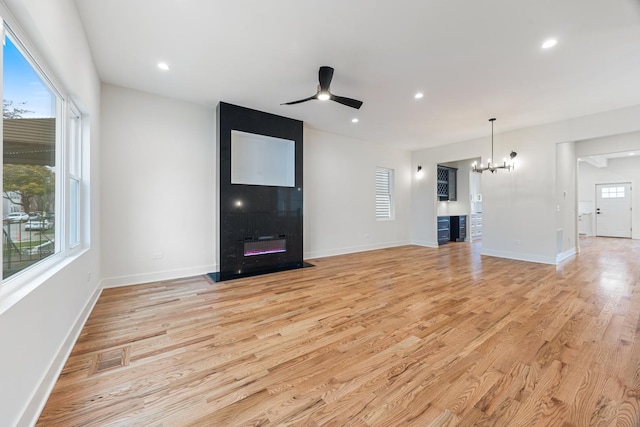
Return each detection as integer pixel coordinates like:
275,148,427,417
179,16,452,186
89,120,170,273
37,237,640,426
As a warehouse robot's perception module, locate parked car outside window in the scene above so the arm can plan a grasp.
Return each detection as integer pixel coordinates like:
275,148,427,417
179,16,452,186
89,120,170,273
4,212,30,222
25,219,52,231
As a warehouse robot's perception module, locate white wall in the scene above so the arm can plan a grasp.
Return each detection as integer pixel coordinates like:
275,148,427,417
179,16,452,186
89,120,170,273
0,1,102,426
576,130,640,158
469,168,482,214
303,128,412,258
101,84,216,287
556,141,577,261
412,105,640,263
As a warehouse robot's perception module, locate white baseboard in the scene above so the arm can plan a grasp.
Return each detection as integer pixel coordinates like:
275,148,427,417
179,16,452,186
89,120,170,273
102,264,218,288
410,239,438,248
304,240,411,260
19,283,102,427
556,247,577,264
480,248,558,265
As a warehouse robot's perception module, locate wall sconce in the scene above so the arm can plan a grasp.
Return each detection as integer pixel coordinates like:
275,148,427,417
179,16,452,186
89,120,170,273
417,165,422,172
416,165,424,179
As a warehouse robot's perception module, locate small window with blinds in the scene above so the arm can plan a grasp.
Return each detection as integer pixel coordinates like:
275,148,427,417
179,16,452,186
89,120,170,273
376,167,394,220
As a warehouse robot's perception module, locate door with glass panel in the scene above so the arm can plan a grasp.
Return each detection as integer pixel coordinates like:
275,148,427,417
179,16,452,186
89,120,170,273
595,183,632,238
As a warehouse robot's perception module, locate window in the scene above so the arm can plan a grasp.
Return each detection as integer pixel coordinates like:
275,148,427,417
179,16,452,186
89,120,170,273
1,23,84,283
3,32,61,279
601,186,625,199
68,106,81,248
376,167,394,220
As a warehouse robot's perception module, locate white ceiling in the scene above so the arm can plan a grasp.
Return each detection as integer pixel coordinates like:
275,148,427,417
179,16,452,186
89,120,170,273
74,0,640,151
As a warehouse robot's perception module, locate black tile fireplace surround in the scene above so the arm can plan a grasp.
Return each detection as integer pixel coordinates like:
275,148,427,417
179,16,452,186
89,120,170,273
214,102,307,281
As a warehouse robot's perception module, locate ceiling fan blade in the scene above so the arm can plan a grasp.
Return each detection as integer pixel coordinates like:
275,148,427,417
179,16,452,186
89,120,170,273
330,95,363,109
318,66,334,91
281,95,317,105
282,67,362,109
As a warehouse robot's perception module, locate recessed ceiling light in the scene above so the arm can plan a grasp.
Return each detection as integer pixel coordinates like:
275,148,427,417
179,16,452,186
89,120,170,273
629,152,635,156
352,118,359,123
414,92,424,99
541,39,557,49
157,62,170,71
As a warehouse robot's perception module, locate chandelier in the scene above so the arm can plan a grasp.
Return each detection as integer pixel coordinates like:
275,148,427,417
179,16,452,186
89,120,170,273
472,118,517,173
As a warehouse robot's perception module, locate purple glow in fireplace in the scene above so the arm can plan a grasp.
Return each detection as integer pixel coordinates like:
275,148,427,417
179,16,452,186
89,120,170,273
244,239,287,256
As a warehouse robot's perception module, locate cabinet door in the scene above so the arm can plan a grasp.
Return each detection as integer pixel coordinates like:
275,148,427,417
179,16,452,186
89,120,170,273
437,216,450,245
448,168,457,201
437,166,449,198
437,165,457,201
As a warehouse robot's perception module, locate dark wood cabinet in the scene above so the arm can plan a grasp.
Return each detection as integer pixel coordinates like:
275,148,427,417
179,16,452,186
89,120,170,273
437,216,450,245
438,215,466,245
437,165,457,201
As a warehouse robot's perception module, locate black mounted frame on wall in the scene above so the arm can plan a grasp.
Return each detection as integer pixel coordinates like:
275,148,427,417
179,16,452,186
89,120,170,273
213,102,307,281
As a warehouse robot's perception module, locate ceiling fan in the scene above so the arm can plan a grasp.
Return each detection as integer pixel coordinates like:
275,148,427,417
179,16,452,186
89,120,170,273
282,66,363,109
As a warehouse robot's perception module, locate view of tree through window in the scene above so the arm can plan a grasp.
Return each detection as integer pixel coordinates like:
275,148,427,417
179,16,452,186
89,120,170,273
3,34,58,279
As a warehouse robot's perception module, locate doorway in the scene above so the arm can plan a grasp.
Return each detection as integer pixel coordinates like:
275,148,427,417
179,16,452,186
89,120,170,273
434,158,481,246
595,182,632,238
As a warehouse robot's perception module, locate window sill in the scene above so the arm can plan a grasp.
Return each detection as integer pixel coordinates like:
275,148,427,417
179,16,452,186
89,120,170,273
0,248,89,316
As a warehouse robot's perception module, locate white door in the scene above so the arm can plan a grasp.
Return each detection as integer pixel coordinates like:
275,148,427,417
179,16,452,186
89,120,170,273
595,183,632,238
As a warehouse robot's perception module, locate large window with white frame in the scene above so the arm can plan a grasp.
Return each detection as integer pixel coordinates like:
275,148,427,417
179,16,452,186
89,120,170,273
2,23,84,281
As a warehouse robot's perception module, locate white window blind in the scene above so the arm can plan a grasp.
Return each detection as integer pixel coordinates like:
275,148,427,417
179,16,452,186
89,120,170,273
376,167,393,219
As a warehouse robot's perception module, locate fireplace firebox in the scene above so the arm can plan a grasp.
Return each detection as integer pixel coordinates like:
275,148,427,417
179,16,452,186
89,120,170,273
244,238,286,257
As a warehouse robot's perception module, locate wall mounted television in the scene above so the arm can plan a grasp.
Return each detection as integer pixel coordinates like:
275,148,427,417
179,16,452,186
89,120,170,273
231,130,295,187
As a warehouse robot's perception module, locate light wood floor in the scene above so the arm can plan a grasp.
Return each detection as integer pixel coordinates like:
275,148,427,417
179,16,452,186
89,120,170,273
38,238,640,426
